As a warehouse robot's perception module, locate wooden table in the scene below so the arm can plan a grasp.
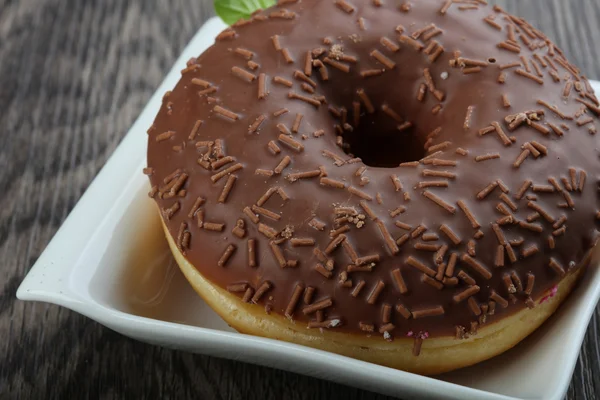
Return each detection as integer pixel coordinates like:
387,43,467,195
1,0,599,398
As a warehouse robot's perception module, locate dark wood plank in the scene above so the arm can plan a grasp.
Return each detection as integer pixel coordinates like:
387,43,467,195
0,0,598,399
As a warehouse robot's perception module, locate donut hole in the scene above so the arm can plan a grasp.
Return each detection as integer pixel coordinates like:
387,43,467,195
487,57,497,64
341,122,426,168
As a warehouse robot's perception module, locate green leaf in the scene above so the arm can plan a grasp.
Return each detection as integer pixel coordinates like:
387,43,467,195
214,0,276,25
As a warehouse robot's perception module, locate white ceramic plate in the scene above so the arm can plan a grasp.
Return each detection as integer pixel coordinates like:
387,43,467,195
17,17,600,400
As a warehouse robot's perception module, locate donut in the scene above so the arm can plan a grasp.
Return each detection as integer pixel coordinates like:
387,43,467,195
145,0,600,374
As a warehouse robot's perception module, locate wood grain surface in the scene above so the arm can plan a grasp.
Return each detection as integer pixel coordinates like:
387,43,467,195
1,0,599,398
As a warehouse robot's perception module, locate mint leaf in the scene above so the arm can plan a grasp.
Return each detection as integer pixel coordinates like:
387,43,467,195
214,0,276,25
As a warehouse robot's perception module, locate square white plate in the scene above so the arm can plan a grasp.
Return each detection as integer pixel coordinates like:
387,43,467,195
17,17,600,400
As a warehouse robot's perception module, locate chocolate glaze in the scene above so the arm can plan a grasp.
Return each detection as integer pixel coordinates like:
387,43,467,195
147,0,600,339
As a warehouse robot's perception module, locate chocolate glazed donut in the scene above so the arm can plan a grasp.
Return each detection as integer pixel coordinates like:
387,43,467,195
146,0,600,374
